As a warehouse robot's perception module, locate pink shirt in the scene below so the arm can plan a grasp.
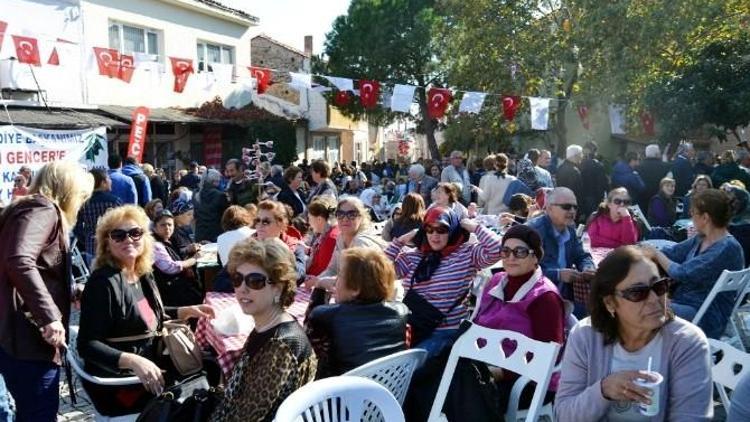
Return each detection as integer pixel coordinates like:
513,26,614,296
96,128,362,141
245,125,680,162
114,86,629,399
587,214,638,248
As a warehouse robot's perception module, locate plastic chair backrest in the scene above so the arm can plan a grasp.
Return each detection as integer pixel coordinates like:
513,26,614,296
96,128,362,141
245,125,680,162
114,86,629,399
67,325,140,386
693,268,750,327
427,322,560,422
274,376,405,422
709,338,750,411
344,349,427,405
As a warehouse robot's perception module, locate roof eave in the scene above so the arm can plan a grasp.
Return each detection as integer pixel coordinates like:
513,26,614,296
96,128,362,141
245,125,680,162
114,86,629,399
159,0,259,26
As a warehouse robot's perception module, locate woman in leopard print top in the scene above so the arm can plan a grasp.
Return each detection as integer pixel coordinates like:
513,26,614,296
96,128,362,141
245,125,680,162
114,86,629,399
210,238,316,422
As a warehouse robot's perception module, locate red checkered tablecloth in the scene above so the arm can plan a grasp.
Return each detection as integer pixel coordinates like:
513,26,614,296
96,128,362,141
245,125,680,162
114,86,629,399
195,288,312,377
571,247,613,305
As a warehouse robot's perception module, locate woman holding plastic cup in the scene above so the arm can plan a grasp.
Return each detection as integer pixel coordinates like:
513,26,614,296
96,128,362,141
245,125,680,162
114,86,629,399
555,245,713,421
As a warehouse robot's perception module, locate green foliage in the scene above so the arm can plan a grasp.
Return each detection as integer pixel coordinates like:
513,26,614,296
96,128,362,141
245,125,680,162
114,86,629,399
645,35,750,143
321,0,443,157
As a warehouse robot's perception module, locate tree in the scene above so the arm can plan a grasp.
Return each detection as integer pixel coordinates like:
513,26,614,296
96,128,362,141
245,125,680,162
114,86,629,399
645,35,750,144
321,0,443,159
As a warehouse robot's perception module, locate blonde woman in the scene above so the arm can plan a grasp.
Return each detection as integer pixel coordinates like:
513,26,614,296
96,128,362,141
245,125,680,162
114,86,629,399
0,161,93,421
77,205,214,417
306,196,386,291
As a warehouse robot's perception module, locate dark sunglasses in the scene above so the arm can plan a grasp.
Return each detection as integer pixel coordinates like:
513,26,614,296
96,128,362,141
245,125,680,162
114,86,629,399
109,228,145,243
615,278,670,302
231,272,274,290
336,210,361,220
424,225,449,235
612,198,631,206
553,203,578,211
500,246,534,259
254,218,274,226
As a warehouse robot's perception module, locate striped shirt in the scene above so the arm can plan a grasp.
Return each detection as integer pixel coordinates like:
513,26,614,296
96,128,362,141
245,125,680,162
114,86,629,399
385,225,503,330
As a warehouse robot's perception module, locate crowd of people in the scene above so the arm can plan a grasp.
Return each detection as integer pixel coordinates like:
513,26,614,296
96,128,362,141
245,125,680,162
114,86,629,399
1,138,750,421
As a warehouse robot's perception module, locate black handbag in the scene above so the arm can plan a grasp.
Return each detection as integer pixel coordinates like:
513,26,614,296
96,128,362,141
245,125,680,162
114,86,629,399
136,374,220,422
402,274,468,345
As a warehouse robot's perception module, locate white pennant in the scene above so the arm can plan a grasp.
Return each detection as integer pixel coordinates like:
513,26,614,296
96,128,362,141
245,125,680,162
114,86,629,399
289,72,312,89
323,76,354,92
390,84,416,113
529,97,550,130
459,91,486,114
609,104,626,134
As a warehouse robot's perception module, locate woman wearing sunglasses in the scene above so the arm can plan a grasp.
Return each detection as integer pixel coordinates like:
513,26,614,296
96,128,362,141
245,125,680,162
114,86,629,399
556,245,712,421
386,206,503,357
307,197,386,291
252,200,306,282
586,188,639,248
77,205,214,417
645,188,745,339
471,224,565,413
0,161,93,421
210,238,316,422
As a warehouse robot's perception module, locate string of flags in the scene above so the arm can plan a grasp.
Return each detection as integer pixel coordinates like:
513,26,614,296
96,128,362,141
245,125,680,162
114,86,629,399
0,19,655,135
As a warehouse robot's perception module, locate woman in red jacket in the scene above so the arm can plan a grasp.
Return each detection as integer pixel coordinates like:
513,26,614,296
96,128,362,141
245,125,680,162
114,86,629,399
306,196,339,277
587,188,639,248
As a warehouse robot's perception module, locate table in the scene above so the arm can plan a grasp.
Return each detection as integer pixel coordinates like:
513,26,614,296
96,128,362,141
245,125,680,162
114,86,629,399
195,287,312,377
570,247,613,306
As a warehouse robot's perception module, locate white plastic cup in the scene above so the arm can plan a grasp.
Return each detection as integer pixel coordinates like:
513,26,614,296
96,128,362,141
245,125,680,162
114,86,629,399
634,371,664,416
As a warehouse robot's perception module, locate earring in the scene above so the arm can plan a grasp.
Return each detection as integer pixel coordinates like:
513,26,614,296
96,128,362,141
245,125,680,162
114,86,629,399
608,309,615,318
273,295,280,304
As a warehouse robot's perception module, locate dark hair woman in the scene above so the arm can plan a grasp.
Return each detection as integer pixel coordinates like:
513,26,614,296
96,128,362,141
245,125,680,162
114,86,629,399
556,246,712,421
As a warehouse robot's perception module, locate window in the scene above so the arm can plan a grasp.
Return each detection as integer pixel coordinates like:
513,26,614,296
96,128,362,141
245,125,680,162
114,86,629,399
311,135,340,163
196,41,234,72
109,21,160,61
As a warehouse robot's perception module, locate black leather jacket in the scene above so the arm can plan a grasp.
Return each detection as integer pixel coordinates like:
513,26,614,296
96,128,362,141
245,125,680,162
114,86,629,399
306,300,409,377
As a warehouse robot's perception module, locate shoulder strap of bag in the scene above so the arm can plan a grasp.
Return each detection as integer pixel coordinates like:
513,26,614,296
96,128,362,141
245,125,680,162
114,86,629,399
106,331,159,342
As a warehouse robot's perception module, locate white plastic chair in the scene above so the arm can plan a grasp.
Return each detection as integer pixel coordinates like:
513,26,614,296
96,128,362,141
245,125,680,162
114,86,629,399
372,221,387,235
66,325,141,421
692,268,750,348
70,238,90,284
274,376,405,422
427,322,560,422
709,338,750,412
343,348,427,405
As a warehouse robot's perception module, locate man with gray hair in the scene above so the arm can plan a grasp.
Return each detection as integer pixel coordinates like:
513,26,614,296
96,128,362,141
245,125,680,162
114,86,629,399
407,163,438,205
441,150,472,204
527,187,595,317
555,145,584,217
637,143,672,209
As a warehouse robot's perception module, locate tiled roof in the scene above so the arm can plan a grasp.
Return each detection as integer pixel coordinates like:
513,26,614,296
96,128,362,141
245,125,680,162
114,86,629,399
98,105,215,123
0,106,128,128
194,0,259,24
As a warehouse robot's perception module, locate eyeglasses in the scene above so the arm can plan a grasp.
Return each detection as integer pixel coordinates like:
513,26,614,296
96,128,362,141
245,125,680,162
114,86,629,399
109,228,145,243
231,272,274,290
552,203,578,211
499,246,534,259
336,210,361,220
424,225,449,235
254,218,274,226
612,198,631,206
615,278,670,302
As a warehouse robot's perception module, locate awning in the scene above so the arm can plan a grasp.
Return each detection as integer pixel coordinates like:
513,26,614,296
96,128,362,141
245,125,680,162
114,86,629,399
98,105,216,124
0,107,128,128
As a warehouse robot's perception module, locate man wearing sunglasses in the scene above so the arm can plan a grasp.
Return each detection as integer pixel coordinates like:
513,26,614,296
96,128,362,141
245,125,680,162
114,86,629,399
527,187,595,317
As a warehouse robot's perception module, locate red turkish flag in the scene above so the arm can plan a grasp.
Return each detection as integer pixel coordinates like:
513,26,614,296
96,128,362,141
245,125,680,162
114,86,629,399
334,90,351,107
119,54,135,83
47,48,59,66
248,67,271,94
427,87,453,119
12,35,41,66
0,21,7,54
93,47,120,77
641,111,655,136
502,95,521,121
577,105,590,130
170,57,194,93
359,80,380,109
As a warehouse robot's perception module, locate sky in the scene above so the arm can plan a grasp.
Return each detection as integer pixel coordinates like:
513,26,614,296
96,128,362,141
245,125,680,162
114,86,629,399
224,0,352,55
